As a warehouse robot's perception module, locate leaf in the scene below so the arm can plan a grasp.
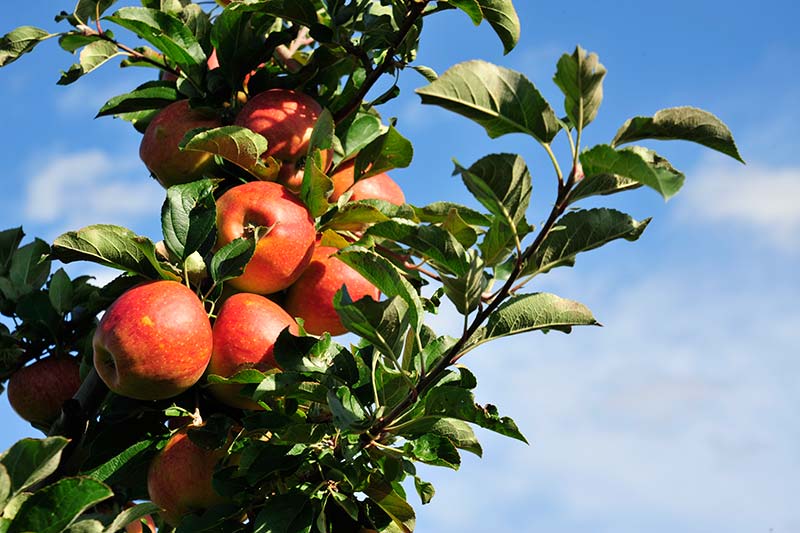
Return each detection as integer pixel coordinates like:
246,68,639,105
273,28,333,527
580,144,685,200
0,27,55,68
7,477,112,533
413,202,490,226
568,172,641,204
343,114,384,158
440,251,487,315
301,109,335,218
181,126,278,181
48,268,74,314
416,60,560,143
447,0,520,54
327,386,369,431
252,493,313,533
103,502,159,533
411,65,438,82
0,465,10,508
83,439,154,483
355,126,414,179
424,387,526,442
106,7,206,81
522,208,651,278
398,417,482,457
553,45,606,130
0,437,69,495
333,292,409,360
161,179,218,261
74,0,118,23
364,481,415,533
611,106,744,163
67,519,104,533
52,224,163,279
210,237,256,284
413,476,435,505
0,227,24,276
96,81,179,117
7,239,51,297
365,220,470,277
58,40,123,85
405,433,461,469
468,292,599,349
453,153,531,224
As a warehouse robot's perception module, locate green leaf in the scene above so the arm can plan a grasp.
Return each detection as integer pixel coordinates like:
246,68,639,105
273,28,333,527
453,153,531,224
96,81,179,117
343,114,384,158
365,220,470,277
334,292,409,360
67,519,104,533
7,477,112,533
336,247,424,332
411,65,439,82
355,126,414,179
553,46,606,130
416,60,560,143
413,203,490,226
568,173,641,204
252,493,313,533
0,465,10,508
440,251,487,315
446,0,520,54
106,7,206,81
48,268,74,314
0,227,24,277
413,476,435,505
327,386,369,431
161,179,218,261
181,126,277,180
103,502,159,533
424,387,526,442
405,433,461,469
6,239,51,298
210,237,256,284
83,439,154,483
74,0,118,23
0,27,56,68
611,106,744,163
468,292,599,350
0,437,69,496
300,107,335,216
364,481,415,533
522,208,651,278
398,417,482,457
58,40,122,85
580,144,685,200
52,224,163,279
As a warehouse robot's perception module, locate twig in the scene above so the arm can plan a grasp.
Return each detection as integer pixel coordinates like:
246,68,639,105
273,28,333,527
274,27,314,73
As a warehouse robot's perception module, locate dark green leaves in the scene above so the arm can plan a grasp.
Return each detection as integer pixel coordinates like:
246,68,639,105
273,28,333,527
58,40,122,85
0,27,55,68
364,482,415,533
523,208,651,278
334,292,409,360
454,153,531,225
580,144,685,200
210,237,256,284
553,46,606,130
355,126,414,179
6,477,112,533
252,493,314,533
445,0,521,54
96,81,179,118
468,293,599,349
417,60,560,144
0,437,69,495
161,179,217,261
612,106,744,163
423,387,526,442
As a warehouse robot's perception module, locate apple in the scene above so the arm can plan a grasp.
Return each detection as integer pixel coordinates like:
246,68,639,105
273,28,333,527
329,160,356,202
215,181,316,294
6,356,82,427
283,245,380,336
207,292,298,409
147,429,228,525
125,512,156,533
139,100,222,188
275,149,333,194
348,172,405,205
93,280,213,401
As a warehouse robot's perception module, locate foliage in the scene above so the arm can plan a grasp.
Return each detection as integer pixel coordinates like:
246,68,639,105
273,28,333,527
0,2,741,532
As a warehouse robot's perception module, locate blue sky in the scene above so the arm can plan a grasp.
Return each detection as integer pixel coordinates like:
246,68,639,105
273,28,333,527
1,1,799,532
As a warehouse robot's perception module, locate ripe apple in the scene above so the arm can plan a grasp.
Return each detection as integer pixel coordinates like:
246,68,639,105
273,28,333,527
93,280,213,401
348,172,405,205
147,429,228,525
284,245,380,336
6,356,82,427
207,292,298,409
329,160,356,202
139,100,221,188
215,181,316,294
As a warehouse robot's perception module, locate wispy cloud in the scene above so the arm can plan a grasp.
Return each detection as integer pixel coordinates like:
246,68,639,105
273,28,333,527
680,156,800,252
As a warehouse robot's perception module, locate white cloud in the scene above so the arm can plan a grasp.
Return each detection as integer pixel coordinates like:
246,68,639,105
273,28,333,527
24,149,162,238
413,266,800,532
680,157,800,252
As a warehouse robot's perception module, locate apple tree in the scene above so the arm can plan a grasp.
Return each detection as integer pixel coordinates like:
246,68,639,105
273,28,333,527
0,1,743,532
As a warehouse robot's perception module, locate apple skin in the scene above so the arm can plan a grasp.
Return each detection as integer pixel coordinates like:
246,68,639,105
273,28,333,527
284,245,380,336
207,292,298,409
126,513,156,533
329,161,356,202
348,172,405,205
139,100,221,188
275,148,334,194
7,356,82,427
234,89,322,163
215,181,316,294
93,280,213,401
147,429,228,525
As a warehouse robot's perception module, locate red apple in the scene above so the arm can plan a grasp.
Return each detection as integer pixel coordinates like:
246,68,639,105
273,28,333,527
147,429,228,525
348,172,405,205
139,100,222,188
284,245,380,336
215,181,316,294
93,280,213,401
329,160,356,202
275,149,334,194
207,292,298,409
6,356,82,427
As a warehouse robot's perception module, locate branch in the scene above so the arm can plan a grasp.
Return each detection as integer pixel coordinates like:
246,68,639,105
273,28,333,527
333,0,429,124
274,26,313,73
